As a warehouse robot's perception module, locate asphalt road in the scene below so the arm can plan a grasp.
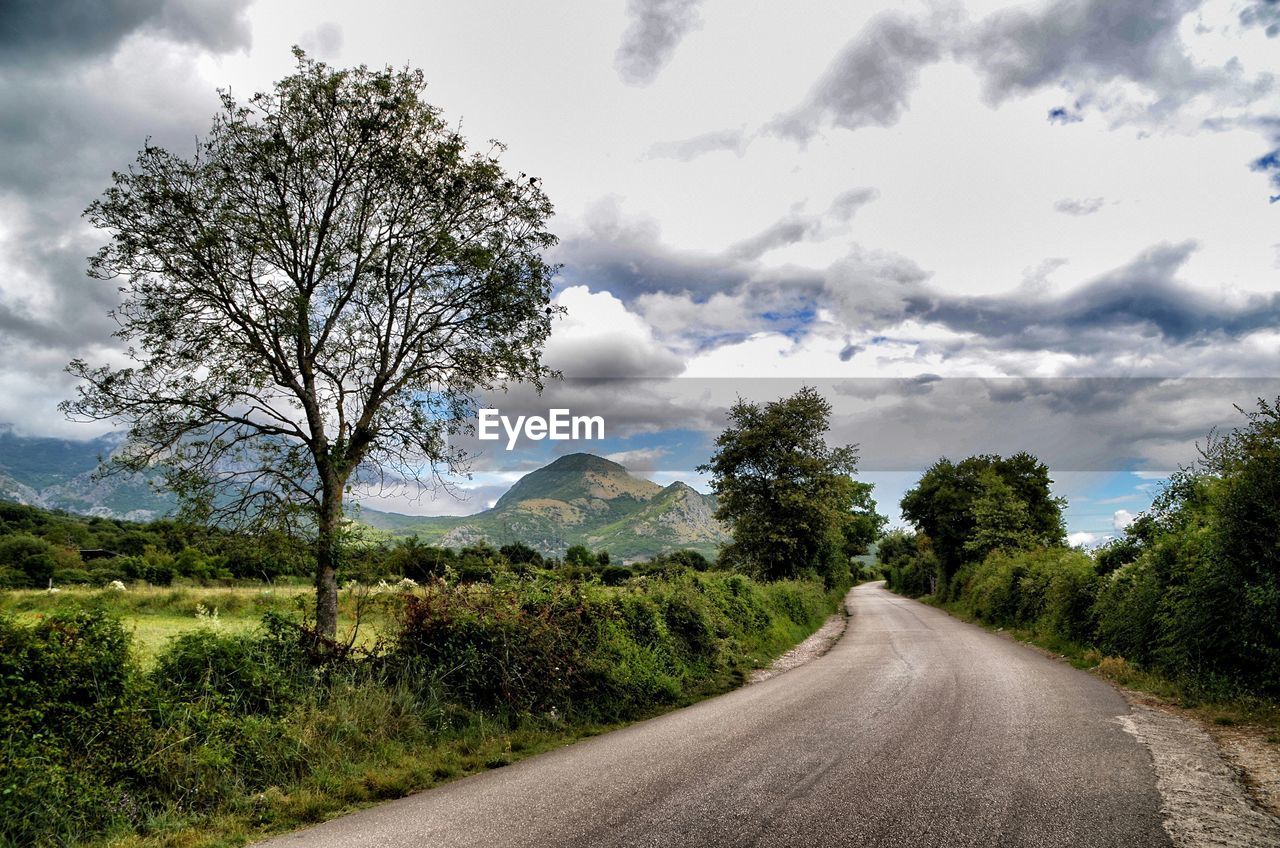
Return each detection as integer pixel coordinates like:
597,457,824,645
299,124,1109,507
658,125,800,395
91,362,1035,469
261,581,1171,848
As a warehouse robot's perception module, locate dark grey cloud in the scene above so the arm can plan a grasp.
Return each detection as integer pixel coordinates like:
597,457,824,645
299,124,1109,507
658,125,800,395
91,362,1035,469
0,5,247,435
645,127,748,160
0,0,252,66
964,0,1203,102
544,333,685,379
728,188,877,260
770,13,942,143
915,242,1280,349
1240,1,1280,38
615,0,704,86
1054,196,1106,215
555,219,748,302
960,0,1276,125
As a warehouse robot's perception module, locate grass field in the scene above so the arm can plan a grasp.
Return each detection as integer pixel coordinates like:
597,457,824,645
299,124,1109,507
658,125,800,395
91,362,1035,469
0,583,395,664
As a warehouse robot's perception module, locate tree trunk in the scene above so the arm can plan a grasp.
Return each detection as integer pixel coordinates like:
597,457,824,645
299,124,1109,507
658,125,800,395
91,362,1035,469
315,486,343,641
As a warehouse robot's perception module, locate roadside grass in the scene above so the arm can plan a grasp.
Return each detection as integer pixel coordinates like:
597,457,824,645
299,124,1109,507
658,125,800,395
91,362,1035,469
98,711,632,848
917,595,1280,736
0,585,395,664
3,574,849,848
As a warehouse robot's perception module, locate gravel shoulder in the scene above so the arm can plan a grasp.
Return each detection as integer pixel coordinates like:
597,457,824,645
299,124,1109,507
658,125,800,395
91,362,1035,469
935,602,1280,847
749,600,849,684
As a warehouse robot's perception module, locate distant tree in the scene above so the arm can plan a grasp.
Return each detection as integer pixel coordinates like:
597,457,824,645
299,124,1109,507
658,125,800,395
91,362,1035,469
63,51,559,640
499,541,543,567
563,544,595,568
900,453,1064,589
698,386,875,583
963,469,1036,561
844,479,888,558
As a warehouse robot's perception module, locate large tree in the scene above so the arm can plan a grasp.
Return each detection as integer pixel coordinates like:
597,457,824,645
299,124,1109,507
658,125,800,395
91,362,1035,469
900,453,1065,589
63,51,559,639
698,386,881,583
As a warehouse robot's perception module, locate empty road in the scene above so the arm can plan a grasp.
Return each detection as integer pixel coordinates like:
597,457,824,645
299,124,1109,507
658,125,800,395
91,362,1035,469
262,582,1171,847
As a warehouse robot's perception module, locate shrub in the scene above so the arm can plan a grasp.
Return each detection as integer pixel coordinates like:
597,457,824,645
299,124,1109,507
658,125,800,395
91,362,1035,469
0,610,158,847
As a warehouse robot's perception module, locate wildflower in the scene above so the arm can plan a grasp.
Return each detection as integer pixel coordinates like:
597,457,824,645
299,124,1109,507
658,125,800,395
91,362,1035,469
397,576,418,590
108,580,127,592
194,603,221,625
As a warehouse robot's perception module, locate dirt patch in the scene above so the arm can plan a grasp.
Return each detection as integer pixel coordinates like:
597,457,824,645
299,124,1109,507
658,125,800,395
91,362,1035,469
1121,688,1280,821
1117,696,1280,847
1210,724,1280,818
749,607,847,685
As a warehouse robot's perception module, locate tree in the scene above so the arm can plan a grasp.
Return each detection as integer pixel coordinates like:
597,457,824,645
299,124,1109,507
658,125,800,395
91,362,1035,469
963,469,1036,562
63,52,559,640
900,453,1064,590
843,479,888,558
698,386,876,583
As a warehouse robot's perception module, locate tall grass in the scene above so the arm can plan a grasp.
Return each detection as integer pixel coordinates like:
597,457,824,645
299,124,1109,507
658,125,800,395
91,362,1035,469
0,570,845,848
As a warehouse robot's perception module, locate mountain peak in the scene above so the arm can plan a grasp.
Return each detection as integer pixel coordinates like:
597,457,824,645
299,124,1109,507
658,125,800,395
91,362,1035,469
541,453,629,474
493,453,658,509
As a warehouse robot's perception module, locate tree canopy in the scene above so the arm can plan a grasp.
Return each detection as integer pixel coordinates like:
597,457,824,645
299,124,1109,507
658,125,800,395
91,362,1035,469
698,386,882,584
899,452,1065,591
63,51,560,638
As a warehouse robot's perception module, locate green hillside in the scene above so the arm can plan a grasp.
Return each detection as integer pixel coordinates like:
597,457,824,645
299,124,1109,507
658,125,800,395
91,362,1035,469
364,453,728,560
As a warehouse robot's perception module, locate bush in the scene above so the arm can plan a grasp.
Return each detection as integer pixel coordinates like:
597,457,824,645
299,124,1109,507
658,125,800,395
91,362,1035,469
0,610,158,847
394,573,842,722
151,625,308,716
959,547,1097,641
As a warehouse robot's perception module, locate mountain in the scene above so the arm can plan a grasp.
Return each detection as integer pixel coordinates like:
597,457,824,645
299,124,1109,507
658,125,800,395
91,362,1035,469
0,427,172,520
356,453,729,560
0,427,727,559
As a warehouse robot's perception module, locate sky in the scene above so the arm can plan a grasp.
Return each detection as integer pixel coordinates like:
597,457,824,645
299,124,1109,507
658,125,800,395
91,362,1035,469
1,0,1279,544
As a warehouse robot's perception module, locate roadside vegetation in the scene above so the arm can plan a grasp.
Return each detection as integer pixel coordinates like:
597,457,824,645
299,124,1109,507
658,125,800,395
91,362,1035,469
882,397,1280,729
0,384,880,847
1,547,846,848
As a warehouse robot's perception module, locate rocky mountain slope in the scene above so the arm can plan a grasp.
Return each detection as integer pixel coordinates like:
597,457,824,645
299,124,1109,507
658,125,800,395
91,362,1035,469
0,429,726,559
359,453,728,560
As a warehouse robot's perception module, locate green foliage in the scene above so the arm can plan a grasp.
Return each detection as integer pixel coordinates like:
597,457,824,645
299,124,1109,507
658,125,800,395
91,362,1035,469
879,530,938,596
900,452,1065,592
958,547,1098,642
0,566,843,847
393,572,842,723
0,610,156,846
699,386,883,584
887,398,1280,696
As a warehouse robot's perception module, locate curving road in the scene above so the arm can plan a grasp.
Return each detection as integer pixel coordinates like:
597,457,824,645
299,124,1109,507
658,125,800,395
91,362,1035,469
261,582,1171,847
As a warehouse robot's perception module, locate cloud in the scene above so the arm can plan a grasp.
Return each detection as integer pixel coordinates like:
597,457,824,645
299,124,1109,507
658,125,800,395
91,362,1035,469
1068,531,1103,547
645,127,748,161
615,0,704,86
915,242,1280,349
964,0,1204,102
961,0,1274,128
0,0,253,66
298,22,343,59
770,13,943,143
603,447,668,471
1054,196,1106,215
727,188,877,260
0,7,252,439
1239,1,1280,38
543,286,686,378
1113,509,1135,530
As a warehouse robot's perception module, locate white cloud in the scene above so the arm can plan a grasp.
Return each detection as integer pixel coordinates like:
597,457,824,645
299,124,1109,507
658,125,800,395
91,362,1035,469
544,286,686,378
1112,509,1136,530
1068,531,1102,547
